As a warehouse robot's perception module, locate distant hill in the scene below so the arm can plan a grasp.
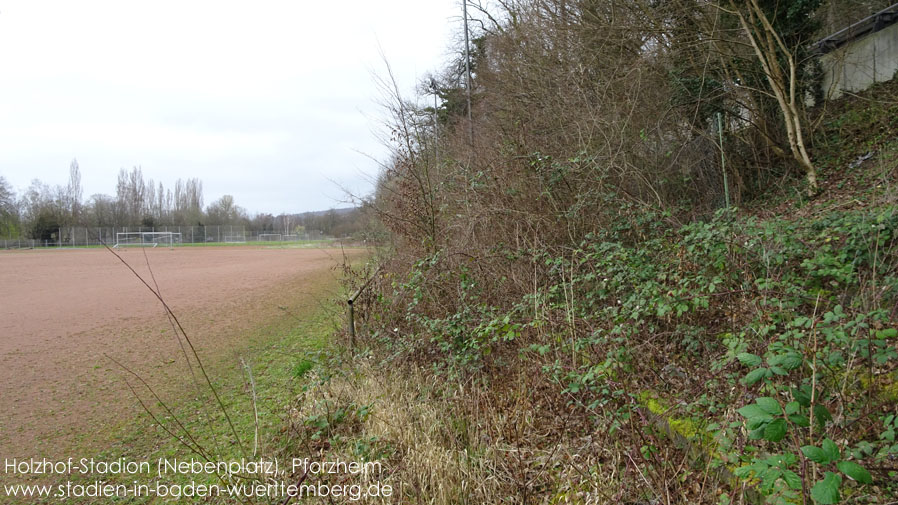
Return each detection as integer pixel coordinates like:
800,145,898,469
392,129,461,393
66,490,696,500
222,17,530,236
295,207,357,218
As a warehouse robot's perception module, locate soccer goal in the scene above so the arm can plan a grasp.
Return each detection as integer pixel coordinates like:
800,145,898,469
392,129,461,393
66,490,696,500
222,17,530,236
114,232,180,248
258,233,282,242
223,233,246,243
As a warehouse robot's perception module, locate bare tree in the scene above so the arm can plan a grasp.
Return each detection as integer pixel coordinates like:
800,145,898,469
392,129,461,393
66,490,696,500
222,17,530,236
205,194,246,225
725,0,819,195
66,159,83,223
0,176,19,237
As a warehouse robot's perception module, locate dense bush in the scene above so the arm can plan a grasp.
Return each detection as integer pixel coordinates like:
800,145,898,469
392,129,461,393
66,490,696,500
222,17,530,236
338,0,898,502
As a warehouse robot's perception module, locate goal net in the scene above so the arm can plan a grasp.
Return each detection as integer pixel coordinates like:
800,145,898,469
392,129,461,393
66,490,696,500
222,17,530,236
258,233,283,242
223,233,246,243
114,232,180,248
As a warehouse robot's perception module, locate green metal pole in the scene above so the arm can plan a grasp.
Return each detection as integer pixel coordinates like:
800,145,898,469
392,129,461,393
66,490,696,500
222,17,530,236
717,112,730,209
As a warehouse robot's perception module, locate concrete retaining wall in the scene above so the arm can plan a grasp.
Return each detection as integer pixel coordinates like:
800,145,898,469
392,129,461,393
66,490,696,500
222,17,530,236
820,20,898,99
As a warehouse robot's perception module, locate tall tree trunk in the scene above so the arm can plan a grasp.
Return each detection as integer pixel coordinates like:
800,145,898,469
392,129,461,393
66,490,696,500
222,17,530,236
729,0,820,196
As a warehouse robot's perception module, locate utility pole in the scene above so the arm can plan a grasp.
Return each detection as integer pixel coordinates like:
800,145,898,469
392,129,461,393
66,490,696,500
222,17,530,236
431,78,439,165
463,0,474,148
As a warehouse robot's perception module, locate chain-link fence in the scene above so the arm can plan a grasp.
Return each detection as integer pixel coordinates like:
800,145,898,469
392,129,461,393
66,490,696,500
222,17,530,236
1,226,327,249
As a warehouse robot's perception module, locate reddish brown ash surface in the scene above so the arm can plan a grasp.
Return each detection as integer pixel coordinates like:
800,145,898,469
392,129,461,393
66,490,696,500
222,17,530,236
0,246,352,459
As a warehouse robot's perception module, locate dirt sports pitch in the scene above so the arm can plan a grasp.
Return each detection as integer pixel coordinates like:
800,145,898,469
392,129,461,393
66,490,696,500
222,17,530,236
0,245,355,459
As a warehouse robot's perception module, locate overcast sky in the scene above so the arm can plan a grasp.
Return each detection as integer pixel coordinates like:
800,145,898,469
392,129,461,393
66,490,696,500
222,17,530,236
0,1,459,214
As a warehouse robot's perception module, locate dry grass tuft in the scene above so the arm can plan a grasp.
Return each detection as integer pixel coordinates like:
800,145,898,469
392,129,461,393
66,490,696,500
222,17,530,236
281,357,634,504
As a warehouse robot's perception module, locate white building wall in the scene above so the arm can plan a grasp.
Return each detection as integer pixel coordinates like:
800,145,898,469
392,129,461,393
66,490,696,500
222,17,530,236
820,21,898,99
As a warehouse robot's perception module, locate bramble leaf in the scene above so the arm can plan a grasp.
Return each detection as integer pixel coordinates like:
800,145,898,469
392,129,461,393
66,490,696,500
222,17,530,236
789,414,810,427
822,439,840,462
792,387,811,407
811,472,841,504
738,404,769,420
783,470,802,490
737,352,762,367
763,418,787,442
837,461,872,484
802,445,829,464
756,397,781,415
876,328,897,339
815,405,833,427
742,367,769,385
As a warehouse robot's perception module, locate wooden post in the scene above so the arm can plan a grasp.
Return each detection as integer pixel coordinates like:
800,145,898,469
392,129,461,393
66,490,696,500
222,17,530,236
345,265,383,351
348,299,356,349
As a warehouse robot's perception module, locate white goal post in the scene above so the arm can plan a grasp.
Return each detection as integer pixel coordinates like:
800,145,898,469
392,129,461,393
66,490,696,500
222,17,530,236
114,232,181,248
223,233,246,243
258,233,283,242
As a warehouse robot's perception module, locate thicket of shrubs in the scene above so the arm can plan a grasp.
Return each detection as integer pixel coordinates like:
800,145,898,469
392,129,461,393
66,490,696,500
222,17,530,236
290,1,898,503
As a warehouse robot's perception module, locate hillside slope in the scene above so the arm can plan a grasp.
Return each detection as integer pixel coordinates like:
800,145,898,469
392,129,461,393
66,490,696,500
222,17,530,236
284,5,898,502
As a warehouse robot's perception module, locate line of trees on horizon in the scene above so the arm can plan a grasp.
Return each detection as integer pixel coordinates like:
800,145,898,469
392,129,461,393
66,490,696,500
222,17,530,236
0,161,369,241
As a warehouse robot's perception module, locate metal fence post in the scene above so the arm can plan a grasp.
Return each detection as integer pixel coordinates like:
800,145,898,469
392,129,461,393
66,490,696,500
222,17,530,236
717,112,730,210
